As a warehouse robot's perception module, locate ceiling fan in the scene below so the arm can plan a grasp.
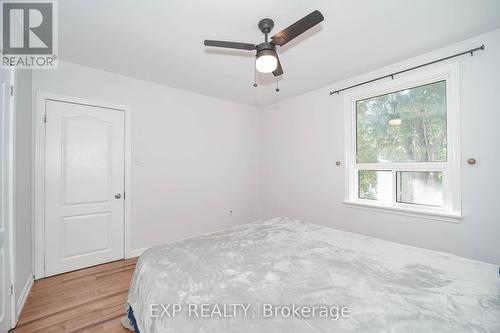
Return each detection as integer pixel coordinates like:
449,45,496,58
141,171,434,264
204,10,324,78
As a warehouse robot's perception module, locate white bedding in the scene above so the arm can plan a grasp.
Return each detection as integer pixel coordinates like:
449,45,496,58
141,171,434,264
126,217,500,332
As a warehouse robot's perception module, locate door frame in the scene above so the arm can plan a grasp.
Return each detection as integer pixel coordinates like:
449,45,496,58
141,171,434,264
34,92,132,279
1,68,17,329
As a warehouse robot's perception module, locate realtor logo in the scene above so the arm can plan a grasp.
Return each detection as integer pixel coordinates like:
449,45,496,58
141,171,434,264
1,0,58,68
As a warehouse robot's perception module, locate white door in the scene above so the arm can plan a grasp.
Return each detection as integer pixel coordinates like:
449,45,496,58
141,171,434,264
0,72,13,332
44,100,125,276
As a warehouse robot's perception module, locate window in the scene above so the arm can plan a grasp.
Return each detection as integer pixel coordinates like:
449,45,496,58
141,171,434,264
344,64,461,222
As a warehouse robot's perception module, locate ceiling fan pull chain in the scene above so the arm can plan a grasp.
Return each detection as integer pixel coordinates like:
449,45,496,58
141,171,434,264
275,77,279,92
253,58,258,87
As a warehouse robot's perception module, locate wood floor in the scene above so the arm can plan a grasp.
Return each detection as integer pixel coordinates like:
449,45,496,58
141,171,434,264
10,258,138,333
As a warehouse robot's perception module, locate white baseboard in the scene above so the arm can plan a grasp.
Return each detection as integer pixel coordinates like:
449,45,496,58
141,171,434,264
15,275,34,322
127,247,148,259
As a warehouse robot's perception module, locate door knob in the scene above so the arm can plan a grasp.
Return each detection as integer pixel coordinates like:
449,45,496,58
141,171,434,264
115,193,121,199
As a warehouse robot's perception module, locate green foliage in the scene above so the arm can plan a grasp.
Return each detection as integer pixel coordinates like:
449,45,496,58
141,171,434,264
359,170,385,200
356,81,447,163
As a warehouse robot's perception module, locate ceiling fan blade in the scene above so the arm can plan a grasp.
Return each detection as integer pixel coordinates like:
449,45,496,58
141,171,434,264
273,55,283,76
204,40,256,50
271,10,324,46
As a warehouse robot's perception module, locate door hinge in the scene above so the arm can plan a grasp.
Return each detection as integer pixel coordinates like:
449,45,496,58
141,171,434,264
9,284,13,296
44,113,47,123
123,191,126,200
9,85,14,96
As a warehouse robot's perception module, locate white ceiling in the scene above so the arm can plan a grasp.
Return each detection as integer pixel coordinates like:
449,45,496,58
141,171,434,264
59,0,500,107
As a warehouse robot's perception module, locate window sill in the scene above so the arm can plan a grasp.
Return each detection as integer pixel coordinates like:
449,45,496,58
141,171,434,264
343,200,462,223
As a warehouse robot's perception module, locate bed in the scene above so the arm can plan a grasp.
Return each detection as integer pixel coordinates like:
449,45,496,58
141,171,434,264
124,217,500,332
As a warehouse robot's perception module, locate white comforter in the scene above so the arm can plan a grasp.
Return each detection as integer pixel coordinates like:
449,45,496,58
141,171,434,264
127,218,500,332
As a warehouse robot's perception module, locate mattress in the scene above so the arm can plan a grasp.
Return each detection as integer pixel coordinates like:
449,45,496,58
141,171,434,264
126,217,500,332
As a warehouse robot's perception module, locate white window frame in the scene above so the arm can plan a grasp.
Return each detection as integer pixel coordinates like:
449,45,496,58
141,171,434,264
343,62,462,223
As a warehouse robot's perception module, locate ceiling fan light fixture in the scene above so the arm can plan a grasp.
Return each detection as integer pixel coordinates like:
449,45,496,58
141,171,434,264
256,49,278,73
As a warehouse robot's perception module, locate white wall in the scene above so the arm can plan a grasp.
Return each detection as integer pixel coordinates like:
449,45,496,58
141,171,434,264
261,28,500,265
32,61,262,252
14,69,33,312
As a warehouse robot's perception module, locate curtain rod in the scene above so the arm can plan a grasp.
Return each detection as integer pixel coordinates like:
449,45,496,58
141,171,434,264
329,44,485,95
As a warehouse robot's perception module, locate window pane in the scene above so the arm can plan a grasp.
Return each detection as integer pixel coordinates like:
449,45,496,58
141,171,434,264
397,171,443,207
356,81,447,163
358,170,392,202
